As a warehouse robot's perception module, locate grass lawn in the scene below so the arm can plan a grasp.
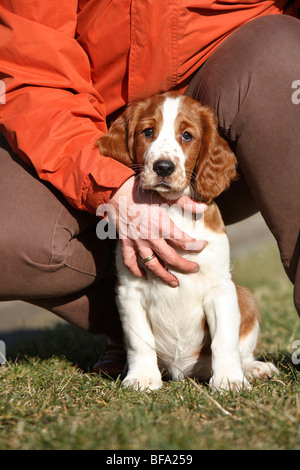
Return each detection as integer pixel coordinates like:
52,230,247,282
0,242,299,450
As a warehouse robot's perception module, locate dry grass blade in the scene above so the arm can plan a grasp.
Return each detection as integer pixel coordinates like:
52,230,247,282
58,368,80,396
186,376,231,416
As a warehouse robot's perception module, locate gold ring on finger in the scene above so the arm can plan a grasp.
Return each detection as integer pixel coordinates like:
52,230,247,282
141,253,156,264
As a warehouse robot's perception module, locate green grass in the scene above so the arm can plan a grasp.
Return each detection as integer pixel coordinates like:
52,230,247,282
0,242,299,450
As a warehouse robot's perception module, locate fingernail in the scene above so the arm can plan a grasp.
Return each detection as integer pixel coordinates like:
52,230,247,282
192,265,199,273
169,281,178,288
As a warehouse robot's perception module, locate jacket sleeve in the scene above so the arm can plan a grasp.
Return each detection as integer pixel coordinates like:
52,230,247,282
0,2,134,212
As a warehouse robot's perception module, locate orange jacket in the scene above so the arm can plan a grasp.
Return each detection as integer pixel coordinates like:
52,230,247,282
0,1,298,213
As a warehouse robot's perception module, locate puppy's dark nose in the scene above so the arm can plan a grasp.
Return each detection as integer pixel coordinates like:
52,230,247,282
153,159,175,177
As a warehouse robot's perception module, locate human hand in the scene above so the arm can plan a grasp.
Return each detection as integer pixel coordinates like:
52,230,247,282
108,176,207,287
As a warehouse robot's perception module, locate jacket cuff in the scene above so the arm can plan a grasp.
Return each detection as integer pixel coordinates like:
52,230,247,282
81,157,135,214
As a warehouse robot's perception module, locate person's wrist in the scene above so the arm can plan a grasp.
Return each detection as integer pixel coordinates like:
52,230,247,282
109,176,135,210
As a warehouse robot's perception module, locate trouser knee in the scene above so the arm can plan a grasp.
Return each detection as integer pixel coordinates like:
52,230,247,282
0,137,113,300
187,15,300,135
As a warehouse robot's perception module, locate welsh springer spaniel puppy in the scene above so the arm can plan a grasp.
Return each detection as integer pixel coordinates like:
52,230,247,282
97,92,279,391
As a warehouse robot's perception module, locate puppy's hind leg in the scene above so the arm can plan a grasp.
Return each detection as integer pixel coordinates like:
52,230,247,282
237,285,280,381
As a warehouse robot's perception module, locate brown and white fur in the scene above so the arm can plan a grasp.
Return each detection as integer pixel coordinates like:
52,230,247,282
97,92,279,392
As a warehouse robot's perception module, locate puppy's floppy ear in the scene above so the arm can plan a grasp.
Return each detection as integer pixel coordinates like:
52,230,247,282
96,108,134,166
194,107,237,203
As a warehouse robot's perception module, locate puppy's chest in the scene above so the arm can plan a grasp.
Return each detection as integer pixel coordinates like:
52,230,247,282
145,268,207,324
143,272,207,376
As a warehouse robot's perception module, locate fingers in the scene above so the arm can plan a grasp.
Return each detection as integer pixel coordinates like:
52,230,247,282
149,238,200,274
121,237,205,288
140,249,180,287
159,207,207,252
161,217,207,251
170,195,208,214
121,239,145,278
121,239,179,286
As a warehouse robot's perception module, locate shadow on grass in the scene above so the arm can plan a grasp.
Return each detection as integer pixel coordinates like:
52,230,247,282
5,323,299,386
5,323,108,372
260,351,300,376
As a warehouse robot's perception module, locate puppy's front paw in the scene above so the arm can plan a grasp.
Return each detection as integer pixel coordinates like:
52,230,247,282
209,374,252,392
122,373,163,391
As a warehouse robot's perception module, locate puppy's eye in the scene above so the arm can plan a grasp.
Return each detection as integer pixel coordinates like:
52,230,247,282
142,128,154,138
182,131,193,142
